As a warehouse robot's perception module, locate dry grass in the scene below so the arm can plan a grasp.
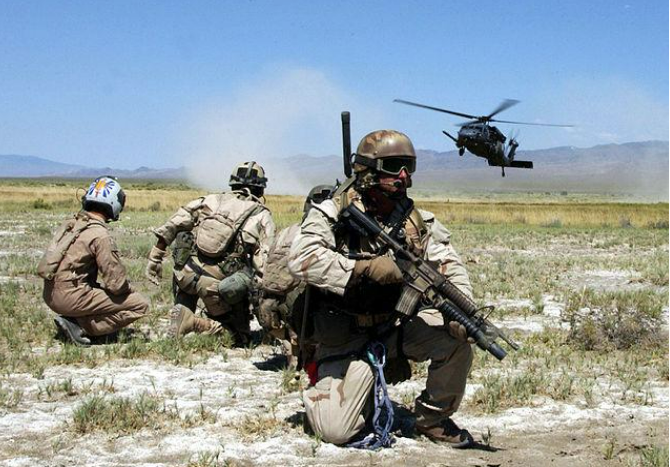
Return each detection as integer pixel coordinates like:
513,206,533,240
417,199,668,228
0,179,666,229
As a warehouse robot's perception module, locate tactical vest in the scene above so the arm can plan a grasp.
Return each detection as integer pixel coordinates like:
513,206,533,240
321,187,429,317
333,187,428,260
261,224,301,295
194,192,266,258
37,213,100,280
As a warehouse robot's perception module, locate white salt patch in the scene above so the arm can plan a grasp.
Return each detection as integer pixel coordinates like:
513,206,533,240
0,276,25,284
0,230,24,236
542,295,563,318
490,298,533,309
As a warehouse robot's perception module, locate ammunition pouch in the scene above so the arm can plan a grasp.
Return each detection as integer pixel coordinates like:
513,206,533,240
218,255,246,276
172,231,195,270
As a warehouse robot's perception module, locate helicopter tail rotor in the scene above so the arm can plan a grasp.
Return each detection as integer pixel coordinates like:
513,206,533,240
506,130,520,160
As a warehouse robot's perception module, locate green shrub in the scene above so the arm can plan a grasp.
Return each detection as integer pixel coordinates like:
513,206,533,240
32,198,52,209
563,289,667,350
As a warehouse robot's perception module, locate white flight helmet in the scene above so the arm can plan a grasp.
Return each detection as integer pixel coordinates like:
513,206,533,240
81,176,126,221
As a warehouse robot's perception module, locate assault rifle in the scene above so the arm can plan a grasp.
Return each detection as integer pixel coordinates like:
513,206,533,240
340,203,519,361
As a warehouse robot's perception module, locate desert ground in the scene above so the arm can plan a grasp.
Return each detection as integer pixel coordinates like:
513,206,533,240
0,180,667,467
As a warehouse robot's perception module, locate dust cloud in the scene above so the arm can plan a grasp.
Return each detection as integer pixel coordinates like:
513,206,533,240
174,67,382,194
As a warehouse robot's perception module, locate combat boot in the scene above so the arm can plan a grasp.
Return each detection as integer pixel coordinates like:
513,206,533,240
416,418,474,449
168,305,197,338
53,316,91,346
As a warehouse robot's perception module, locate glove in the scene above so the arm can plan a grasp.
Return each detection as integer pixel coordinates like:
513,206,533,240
146,245,168,286
448,321,475,344
352,256,403,285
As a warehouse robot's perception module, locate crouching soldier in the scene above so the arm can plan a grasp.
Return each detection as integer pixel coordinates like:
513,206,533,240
257,185,333,369
40,176,149,345
146,162,275,345
288,130,475,448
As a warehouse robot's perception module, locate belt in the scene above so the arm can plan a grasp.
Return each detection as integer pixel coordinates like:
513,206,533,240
354,313,392,328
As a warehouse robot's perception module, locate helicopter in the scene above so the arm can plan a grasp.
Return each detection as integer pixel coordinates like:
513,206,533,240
394,98,573,176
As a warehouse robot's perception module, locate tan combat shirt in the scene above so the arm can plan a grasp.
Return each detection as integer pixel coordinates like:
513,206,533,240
153,191,276,272
54,211,131,295
287,197,472,298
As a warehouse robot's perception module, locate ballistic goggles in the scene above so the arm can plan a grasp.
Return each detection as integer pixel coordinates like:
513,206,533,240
353,154,416,176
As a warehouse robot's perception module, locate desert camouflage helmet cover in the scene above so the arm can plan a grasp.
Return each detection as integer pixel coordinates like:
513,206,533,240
353,130,416,173
229,161,268,188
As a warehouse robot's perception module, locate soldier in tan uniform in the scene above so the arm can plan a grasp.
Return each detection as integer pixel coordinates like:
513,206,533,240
257,185,333,369
287,130,475,447
146,162,275,345
40,176,149,345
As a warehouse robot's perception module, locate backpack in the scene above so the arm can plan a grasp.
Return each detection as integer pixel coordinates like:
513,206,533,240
37,215,95,280
194,193,265,258
261,224,301,295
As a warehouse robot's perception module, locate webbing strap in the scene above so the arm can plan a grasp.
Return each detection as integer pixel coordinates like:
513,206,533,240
347,341,395,450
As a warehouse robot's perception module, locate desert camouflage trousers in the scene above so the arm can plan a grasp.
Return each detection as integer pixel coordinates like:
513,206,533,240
172,258,251,341
303,308,473,445
43,280,149,336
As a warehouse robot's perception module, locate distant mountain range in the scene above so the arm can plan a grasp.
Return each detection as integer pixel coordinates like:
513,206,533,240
0,141,667,200
0,154,188,179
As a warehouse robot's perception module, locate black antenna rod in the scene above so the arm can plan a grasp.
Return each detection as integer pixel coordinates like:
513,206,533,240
341,111,352,177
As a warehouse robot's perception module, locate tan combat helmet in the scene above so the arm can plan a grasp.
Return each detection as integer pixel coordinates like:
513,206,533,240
229,161,268,189
353,130,417,176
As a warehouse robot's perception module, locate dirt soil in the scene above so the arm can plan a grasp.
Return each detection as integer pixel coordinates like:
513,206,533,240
0,216,667,467
0,331,667,467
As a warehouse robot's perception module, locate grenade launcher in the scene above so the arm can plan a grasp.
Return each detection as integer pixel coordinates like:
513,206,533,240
341,203,519,361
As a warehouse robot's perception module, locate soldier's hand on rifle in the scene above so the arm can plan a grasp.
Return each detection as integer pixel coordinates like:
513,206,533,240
448,321,475,344
352,256,403,285
146,245,168,286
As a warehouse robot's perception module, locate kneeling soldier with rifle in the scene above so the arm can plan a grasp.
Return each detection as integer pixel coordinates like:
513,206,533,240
288,125,516,448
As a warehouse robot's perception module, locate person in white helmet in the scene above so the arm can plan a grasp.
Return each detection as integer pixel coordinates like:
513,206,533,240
39,176,149,345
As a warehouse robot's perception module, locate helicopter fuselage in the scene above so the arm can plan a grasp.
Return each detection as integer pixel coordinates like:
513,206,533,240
456,123,510,165
393,98,553,176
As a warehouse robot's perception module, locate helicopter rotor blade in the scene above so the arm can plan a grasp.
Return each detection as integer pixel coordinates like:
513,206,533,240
456,119,481,127
394,99,478,120
490,118,574,127
487,99,520,119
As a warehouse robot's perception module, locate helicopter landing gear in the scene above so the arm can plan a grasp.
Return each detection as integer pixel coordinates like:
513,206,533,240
458,147,465,156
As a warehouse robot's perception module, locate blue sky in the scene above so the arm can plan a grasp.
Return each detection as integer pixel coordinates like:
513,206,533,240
0,0,667,170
